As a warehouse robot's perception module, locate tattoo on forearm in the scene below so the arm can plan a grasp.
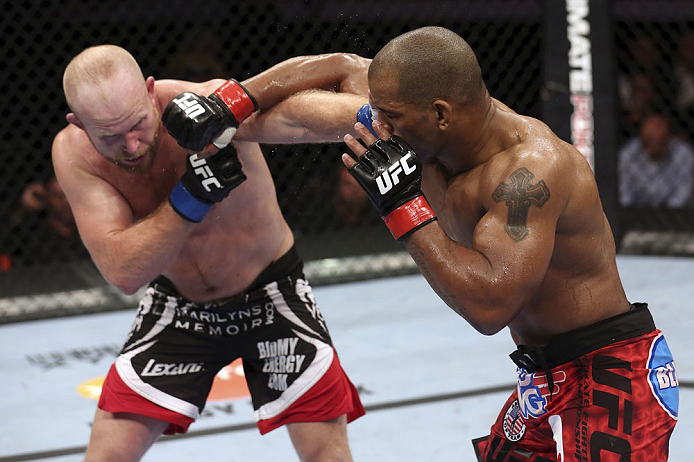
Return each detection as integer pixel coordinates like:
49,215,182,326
492,167,550,242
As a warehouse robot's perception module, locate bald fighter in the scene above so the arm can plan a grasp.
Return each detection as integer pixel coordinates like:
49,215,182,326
53,45,370,462
342,27,678,460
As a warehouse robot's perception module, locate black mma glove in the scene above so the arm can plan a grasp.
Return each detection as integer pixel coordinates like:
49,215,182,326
162,79,258,152
169,146,246,222
348,135,437,240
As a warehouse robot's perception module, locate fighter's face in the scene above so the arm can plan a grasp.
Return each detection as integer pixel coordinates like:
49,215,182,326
367,77,439,163
78,75,161,173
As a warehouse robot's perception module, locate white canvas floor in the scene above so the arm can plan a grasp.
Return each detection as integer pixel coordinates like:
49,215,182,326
0,254,691,461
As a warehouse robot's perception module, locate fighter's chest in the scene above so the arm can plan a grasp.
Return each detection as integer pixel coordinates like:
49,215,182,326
108,157,183,220
124,175,179,219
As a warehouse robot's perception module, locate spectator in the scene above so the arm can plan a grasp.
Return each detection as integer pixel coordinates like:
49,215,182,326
2,175,88,270
674,28,694,141
621,73,660,136
618,113,694,207
618,33,675,137
11,176,77,238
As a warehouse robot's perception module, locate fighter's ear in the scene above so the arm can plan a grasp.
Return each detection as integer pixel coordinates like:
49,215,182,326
145,76,156,102
66,113,85,130
432,100,452,131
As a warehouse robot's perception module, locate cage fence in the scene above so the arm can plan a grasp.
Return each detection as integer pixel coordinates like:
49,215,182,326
1,0,692,323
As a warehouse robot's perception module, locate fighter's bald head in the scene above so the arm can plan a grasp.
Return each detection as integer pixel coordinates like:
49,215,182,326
63,45,145,114
369,26,485,107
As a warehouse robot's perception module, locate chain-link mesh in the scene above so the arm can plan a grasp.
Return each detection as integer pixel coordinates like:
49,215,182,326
0,0,543,321
6,1,693,322
614,3,694,254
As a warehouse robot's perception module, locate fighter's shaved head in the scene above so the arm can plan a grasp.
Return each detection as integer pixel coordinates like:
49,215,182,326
63,44,145,114
369,26,485,107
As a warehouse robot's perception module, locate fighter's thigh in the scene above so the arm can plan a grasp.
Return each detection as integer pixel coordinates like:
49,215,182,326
286,414,352,462
85,408,169,462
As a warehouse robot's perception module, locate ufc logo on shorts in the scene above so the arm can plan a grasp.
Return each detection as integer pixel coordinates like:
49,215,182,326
172,93,206,119
377,153,417,195
189,154,222,191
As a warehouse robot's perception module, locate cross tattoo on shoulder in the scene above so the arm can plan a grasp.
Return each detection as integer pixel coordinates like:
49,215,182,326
492,167,550,242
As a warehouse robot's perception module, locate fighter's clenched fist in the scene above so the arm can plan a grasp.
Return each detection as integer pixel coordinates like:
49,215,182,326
343,122,437,241
162,79,257,151
169,146,246,222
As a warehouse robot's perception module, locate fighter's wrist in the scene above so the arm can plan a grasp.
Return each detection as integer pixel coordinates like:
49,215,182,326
211,79,258,126
382,195,437,241
168,181,212,223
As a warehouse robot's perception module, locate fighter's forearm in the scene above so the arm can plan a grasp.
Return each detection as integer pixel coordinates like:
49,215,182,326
240,53,370,110
235,91,366,144
403,225,521,336
91,204,194,295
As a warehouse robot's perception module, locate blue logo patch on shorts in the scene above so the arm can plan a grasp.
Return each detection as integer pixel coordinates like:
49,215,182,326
516,367,566,419
648,334,679,419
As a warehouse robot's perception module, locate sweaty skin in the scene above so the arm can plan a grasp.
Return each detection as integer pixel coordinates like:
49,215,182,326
419,100,628,347
53,53,369,302
344,78,629,349
54,48,372,462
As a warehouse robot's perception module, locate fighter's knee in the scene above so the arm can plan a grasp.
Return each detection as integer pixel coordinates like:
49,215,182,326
297,446,353,462
288,416,353,462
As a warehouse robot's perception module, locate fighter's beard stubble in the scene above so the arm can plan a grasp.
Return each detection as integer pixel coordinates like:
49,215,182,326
114,128,161,174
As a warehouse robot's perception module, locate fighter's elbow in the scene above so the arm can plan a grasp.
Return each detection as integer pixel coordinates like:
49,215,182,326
114,282,141,296
100,267,143,296
451,299,518,336
458,310,506,336
109,277,141,296
471,320,508,336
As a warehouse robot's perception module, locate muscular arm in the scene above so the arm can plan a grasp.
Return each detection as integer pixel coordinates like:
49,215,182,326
235,90,368,143
240,53,370,110
234,53,370,144
52,131,194,295
404,160,561,336
163,53,370,149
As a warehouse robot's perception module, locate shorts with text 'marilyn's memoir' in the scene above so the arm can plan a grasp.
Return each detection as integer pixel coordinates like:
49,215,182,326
98,247,365,435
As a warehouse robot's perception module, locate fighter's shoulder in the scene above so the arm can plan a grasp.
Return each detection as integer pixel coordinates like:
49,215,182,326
51,125,106,194
484,123,579,207
516,116,583,172
487,127,561,177
52,124,92,165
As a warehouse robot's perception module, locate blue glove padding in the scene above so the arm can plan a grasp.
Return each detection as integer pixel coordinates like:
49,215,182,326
169,147,246,222
357,103,378,137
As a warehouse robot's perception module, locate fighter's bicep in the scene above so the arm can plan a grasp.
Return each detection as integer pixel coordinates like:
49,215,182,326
51,131,134,253
473,166,557,289
56,168,132,254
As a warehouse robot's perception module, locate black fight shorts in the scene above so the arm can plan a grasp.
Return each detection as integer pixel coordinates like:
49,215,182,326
98,247,364,434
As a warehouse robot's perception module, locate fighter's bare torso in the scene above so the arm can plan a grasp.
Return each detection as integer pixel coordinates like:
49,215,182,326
55,79,293,302
421,101,630,346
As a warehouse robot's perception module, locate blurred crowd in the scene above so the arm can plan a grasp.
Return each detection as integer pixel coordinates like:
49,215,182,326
4,24,694,272
617,28,694,208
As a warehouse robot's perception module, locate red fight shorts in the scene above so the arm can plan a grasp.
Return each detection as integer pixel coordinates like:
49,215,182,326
473,303,678,461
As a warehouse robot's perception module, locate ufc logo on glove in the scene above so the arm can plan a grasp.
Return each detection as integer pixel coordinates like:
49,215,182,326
171,93,206,119
376,153,418,194
189,154,222,192
348,136,437,241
